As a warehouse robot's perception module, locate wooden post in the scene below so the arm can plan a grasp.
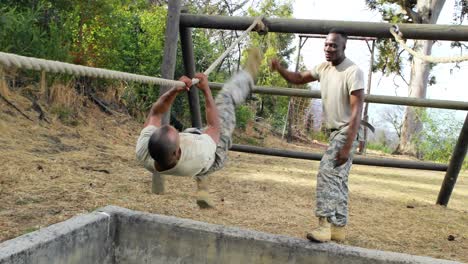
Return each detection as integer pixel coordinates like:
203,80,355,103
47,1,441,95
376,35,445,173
152,172,165,195
160,0,182,124
152,0,182,194
436,113,468,206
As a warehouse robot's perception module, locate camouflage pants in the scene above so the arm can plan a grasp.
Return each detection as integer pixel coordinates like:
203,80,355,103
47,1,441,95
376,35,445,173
315,127,360,226
196,70,254,179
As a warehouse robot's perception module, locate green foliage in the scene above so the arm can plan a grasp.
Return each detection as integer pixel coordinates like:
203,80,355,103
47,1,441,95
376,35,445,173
50,105,79,126
0,0,299,132
269,96,289,131
242,137,262,146
0,0,173,118
248,0,295,61
22,226,40,235
367,128,396,154
121,82,159,121
244,0,295,124
0,3,71,61
367,142,393,154
192,28,222,75
311,130,330,143
134,6,167,75
373,39,403,76
365,0,451,79
417,110,467,169
365,0,412,76
235,105,255,130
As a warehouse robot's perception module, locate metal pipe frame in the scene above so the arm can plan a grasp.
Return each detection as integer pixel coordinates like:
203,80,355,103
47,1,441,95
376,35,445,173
180,23,203,128
209,82,468,110
231,144,448,171
180,14,468,41
177,12,468,205
298,34,377,41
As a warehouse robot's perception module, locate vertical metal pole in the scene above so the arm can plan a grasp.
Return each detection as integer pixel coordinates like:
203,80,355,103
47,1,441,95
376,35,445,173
361,39,375,153
153,0,182,194
180,10,202,128
436,113,468,206
286,36,304,143
294,37,303,72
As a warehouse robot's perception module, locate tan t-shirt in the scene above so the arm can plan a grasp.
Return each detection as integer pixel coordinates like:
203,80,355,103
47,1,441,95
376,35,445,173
135,125,217,177
310,58,364,129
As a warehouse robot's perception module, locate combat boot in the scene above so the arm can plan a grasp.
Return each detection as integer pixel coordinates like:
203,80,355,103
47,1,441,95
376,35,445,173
331,225,346,242
306,217,331,242
195,177,215,209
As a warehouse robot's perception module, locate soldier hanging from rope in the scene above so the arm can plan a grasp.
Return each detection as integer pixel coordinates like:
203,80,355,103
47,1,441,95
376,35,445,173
135,48,262,208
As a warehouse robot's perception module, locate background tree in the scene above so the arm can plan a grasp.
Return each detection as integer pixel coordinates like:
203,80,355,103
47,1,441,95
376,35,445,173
247,0,295,131
382,105,405,141
365,0,468,157
0,0,300,132
185,0,297,131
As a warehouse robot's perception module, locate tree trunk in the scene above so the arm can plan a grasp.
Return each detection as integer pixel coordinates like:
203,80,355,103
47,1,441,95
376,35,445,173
397,0,445,156
397,39,432,156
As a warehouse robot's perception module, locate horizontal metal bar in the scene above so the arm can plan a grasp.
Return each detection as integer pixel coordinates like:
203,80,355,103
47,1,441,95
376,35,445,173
299,34,377,41
180,14,468,41
209,82,468,110
230,144,448,171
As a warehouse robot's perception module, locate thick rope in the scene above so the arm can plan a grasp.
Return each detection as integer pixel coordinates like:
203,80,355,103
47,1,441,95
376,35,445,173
0,52,186,87
390,25,468,63
192,16,264,85
0,16,264,88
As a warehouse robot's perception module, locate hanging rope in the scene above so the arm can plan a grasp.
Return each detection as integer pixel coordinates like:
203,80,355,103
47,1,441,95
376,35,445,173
192,16,265,85
0,16,265,88
0,52,186,87
390,25,468,63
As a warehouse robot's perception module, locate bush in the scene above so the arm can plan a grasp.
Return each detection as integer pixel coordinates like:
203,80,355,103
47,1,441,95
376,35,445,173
366,142,393,154
0,3,71,62
235,105,254,130
311,130,330,143
418,110,467,170
50,105,78,126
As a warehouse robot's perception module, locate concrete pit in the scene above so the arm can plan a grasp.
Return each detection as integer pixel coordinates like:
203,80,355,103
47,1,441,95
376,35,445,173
0,206,460,264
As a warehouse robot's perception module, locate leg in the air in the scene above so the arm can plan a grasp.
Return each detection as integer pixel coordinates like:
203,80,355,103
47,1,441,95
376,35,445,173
199,47,262,175
194,48,262,208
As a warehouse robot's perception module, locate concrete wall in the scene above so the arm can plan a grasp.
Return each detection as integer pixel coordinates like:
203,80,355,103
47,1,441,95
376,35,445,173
0,211,114,264
102,206,460,264
0,206,461,264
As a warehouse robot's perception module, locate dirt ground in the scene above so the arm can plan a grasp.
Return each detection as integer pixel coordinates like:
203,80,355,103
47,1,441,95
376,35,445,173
0,92,467,263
